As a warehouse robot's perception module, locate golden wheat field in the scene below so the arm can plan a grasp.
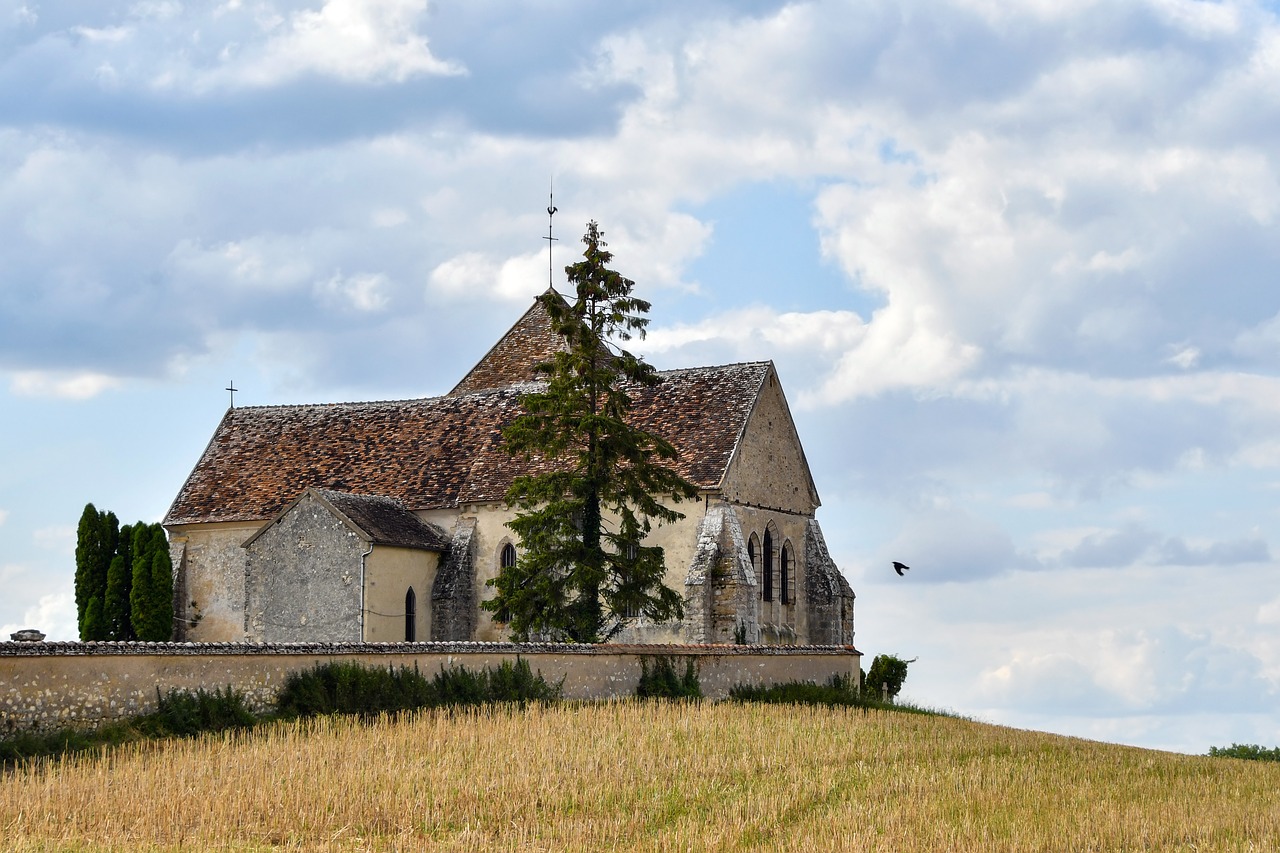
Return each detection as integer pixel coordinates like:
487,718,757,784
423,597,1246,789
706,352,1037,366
2,701,1277,852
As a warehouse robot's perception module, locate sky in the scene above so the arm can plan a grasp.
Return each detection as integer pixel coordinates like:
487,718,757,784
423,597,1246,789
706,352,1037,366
2,0,1279,755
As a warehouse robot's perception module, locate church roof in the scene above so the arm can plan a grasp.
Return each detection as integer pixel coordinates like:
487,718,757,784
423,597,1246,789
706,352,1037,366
448,291,569,395
243,488,451,551
164,361,773,526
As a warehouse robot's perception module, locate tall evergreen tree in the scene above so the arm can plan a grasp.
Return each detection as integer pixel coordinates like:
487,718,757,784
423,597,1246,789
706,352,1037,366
103,524,134,641
74,504,118,639
130,523,173,641
82,595,106,642
484,221,697,642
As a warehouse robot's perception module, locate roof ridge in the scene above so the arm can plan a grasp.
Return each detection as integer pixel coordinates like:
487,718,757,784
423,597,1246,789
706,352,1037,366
657,361,772,375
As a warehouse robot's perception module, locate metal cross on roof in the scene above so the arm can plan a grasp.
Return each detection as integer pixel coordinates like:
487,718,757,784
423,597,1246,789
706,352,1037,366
226,381,238,408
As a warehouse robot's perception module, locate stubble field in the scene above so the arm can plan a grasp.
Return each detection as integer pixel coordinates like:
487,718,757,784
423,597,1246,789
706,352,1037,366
2,701,1277,851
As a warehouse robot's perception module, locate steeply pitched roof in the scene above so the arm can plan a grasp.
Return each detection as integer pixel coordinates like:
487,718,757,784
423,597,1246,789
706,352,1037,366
164,362,772,526
242,488,451,551
448,290,570,395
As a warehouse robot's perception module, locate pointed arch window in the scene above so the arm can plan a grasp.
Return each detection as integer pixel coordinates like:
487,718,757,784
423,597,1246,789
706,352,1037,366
780,543,793,605
495,543,517,624
762,529,774,602
405,587,417,642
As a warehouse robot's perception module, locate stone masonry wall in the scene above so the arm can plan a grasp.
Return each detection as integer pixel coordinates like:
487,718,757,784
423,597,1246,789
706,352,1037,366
244,492,363,643
805,519,855,645
0,642,860,734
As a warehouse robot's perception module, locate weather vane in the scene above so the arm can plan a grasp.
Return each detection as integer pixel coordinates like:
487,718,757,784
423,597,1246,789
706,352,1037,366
226,380,238,409
543,179,558,290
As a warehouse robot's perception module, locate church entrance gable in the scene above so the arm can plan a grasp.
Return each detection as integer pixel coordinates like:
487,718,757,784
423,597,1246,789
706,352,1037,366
243,492,364,643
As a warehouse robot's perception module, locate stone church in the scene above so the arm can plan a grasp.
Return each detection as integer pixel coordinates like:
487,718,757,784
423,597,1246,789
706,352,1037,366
163,291,855,646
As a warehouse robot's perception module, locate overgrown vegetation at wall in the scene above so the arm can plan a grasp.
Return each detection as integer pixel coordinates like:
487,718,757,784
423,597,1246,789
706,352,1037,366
276,659,562,717
634,656,702,699
1,686,257,766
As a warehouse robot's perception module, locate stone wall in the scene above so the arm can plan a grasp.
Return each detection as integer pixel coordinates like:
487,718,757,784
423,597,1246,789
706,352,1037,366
166,522,259,642
244,492,364,643
0,641,860,734
719,368,819,516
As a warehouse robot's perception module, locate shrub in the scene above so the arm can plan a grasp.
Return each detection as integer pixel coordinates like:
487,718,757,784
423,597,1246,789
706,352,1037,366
729,674,955,718
1208,744,1280,762
730,673,861,706
636,656,701,699
276,658,561,718
137,686,257,737
863,654,912,702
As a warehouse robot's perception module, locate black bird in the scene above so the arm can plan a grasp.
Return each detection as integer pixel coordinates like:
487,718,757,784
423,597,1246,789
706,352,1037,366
892,561,910,576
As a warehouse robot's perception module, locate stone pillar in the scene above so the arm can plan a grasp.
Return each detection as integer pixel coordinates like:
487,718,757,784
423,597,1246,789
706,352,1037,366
684,503,760,644
431,518,477,641
804,519,855,645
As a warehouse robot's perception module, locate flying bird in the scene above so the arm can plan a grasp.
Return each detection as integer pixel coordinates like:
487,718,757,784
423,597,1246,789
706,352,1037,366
892,561,910,576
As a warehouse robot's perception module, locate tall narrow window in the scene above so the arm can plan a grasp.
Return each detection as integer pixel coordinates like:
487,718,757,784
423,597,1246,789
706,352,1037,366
404,587,416,642
780,543,792,605
762,530,774,602
496,543,517,623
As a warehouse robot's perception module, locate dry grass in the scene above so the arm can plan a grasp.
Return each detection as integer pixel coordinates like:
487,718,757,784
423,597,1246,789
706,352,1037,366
2,701,1277,851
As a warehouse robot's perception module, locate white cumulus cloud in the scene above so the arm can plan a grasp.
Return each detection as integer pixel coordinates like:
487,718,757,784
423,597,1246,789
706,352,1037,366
206,0,465,89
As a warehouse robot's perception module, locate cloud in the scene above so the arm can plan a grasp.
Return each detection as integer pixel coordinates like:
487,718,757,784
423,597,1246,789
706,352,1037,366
976,626,1277,716
203,0,466,90
640,307,866,364
9,371,121,399
0,508,8,526
1259,595,1280,625
1156,536,1271,566
1060,524,1159,569
1053,524,1271,570
315,271,391,313
877,504,1040,583
0,590,76,641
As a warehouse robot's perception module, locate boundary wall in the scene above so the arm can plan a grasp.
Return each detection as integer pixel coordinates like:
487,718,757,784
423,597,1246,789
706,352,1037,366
0,641,861,734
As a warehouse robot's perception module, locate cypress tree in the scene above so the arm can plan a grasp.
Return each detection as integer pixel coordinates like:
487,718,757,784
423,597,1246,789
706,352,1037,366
144,542,174,641
82,595,106,642
130,523,173,641
74,504,118,639
103,524,134,641
484,221,697,642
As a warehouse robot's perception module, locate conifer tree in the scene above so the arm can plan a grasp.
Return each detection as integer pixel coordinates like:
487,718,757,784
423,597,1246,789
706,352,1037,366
74,504,118,638
130,523,173,641
103,524,134,641
82,595,106,642
484,221,697,642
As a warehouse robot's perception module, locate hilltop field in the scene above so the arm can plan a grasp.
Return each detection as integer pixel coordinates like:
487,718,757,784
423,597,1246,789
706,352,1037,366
2,701,1277,851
